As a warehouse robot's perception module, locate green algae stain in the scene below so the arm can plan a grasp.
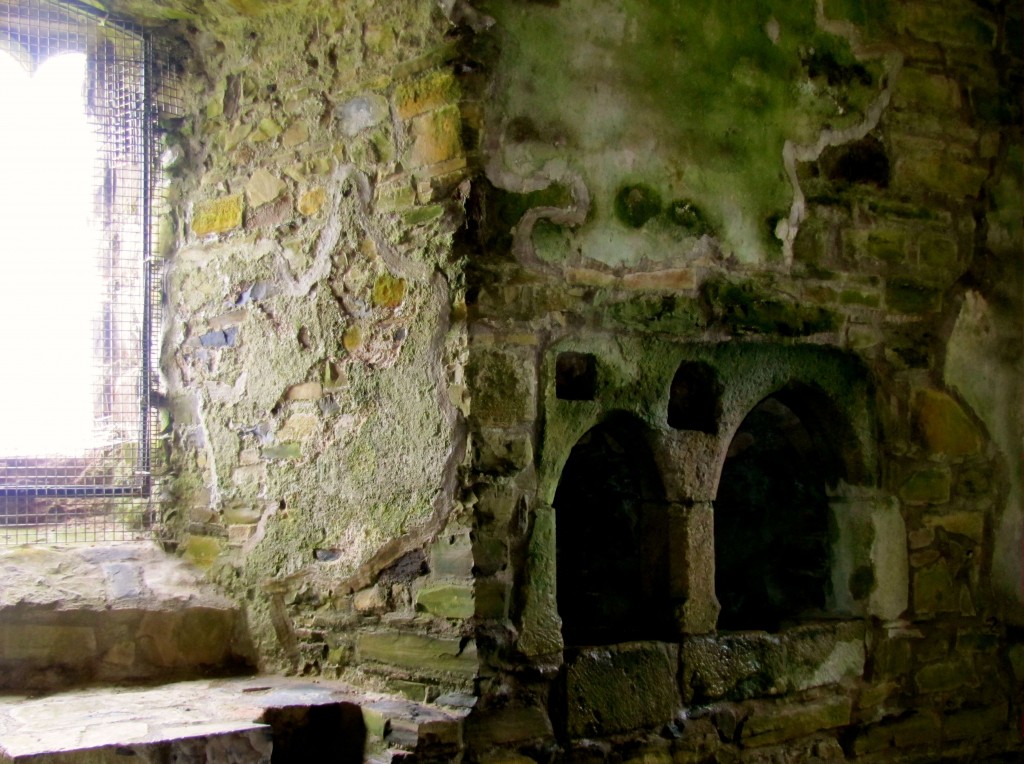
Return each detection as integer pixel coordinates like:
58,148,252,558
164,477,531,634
482,0,886,262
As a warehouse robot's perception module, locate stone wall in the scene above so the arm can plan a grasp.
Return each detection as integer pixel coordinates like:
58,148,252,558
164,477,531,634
84,0,1024,760
155,0,480,699
460,0,1024,761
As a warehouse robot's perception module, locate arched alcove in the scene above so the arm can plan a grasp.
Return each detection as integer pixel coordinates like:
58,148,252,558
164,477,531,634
714,387,850,632
554,414,669,645
668,360,721,433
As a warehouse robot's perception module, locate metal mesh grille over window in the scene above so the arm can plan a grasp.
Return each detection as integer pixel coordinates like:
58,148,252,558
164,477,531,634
0,0,181,544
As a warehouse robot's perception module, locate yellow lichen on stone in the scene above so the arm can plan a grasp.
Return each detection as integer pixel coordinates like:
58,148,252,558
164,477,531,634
343,325,363,351
191,195,244,236
297,187,327,216
394,68,459,120
372,273,407,308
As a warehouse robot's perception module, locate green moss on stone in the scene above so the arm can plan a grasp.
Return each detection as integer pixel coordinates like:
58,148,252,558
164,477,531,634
372,273,407,308
702,278,840,336
605,294,704,334
614,184,662,228
667,199,712,236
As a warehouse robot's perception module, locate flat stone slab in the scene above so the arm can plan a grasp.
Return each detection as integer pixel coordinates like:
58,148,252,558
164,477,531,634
0,676,468,762
0,543,255,690
0,543,232,611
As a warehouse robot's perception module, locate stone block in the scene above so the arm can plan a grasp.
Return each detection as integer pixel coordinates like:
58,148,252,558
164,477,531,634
246,194,293,230
915,657,977,693
853,711,941,755
893,68,962,113
900,467,952,505
682,623,864,704
886,280,943,314
356,632,477,678
467,349,536,426
869,498,909,621
284,382,322,401
1,624,97,663
517,504,561,658
394,69,459,120
353,585,387,613
913,561,958,614
429,532,474,577
415,584,474,620
740,696,852,747
943,704,1008,741
897,1,996,48
466,706,553,749
620,269,697,291
281,121,309,149
785,623,866,692
681,632,786,703
474,578,509,620
913,389,982,457
192,195,243,236
923,512,984,544
336,94,389,137
181,535,224,569
407,105,463,170
564,642,679,738
245,169,286,208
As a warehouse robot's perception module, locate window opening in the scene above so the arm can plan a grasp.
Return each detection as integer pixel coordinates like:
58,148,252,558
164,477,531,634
714,395,839,631
0,0,180,544
554,415,669,645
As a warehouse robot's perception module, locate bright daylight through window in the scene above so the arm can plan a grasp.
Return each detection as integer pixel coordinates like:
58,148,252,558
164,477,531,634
0,51,98,456
0,0,178,543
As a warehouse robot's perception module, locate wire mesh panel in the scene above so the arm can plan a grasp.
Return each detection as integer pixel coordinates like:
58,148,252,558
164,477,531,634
0,0,179,543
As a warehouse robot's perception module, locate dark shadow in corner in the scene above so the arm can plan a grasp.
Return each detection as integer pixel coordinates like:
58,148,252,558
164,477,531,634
261,703,367,763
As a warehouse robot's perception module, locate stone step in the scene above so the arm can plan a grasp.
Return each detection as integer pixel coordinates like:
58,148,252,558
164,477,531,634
0,543,255,691
0,676,470,763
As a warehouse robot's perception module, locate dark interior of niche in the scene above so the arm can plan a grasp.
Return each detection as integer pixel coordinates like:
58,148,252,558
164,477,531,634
819,135,890,188
667,360,721,433
714,395,837,632
554,415,670,645
556,352,597,401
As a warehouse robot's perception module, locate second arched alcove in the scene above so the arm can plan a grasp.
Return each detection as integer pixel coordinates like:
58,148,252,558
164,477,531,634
714,390,842,631
553,412,670,645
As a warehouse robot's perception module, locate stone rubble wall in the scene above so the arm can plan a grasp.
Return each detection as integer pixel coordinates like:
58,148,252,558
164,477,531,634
158,0,480,700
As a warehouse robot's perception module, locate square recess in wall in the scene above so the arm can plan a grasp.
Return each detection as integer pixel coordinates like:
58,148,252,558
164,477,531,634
556,352,597,401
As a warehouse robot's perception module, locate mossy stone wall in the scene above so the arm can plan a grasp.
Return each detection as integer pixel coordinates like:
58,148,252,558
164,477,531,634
159,0,477,697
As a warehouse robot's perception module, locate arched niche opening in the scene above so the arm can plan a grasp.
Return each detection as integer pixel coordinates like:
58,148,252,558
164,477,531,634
554,413,669,645
714,385,854,632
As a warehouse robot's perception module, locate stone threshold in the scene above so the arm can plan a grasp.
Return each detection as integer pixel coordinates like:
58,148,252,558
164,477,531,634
0,675,470,762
